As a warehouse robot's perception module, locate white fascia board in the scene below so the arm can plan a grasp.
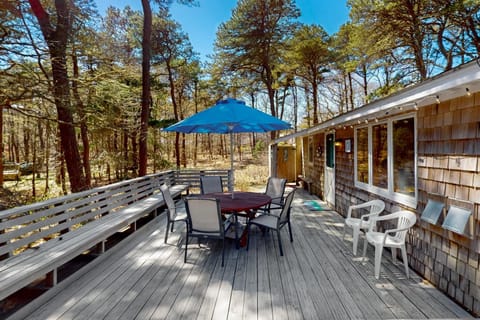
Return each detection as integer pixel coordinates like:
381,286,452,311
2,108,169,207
273,59,480,145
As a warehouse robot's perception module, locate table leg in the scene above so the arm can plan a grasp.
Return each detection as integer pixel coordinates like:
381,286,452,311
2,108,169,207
237,209,257,248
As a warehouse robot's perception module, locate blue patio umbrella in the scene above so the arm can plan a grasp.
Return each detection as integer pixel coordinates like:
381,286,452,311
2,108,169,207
164,98,291,195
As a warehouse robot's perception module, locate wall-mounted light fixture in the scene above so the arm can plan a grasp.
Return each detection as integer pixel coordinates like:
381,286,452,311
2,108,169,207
414,102,418,110
466,88,471,96
436,95,440,104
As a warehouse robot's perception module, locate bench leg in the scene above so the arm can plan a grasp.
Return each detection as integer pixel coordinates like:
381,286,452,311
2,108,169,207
99,241,106,254
46,269,57,287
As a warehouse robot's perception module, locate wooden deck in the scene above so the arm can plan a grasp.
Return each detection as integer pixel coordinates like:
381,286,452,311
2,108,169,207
11,189,472,320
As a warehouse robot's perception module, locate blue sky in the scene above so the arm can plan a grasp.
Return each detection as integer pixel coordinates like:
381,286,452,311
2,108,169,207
94,0,350,61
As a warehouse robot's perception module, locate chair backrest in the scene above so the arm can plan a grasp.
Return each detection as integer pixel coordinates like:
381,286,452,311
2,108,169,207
185,198,223,235
200,176,223,194
278,189,296,226
265,177,287,204
387,210,417,243
160,184,176,220
369,199,386,216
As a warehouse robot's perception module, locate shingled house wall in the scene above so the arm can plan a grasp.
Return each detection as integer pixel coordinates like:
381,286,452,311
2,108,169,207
413,92,480,314
300,92,480,315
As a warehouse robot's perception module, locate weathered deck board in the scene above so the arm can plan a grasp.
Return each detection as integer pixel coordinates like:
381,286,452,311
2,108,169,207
11,189,473,320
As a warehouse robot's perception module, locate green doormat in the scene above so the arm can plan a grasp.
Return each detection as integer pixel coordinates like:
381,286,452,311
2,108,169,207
303,200,329,211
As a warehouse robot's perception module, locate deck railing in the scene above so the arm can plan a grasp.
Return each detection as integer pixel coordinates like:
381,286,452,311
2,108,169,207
175,168,232,193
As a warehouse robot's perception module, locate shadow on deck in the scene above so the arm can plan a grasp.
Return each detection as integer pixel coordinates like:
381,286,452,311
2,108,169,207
9,188,473,320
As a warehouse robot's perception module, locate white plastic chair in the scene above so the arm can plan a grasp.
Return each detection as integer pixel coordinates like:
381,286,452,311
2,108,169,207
200,176,223,194
362,210,417,279
160,184,188,243
343,199,385,255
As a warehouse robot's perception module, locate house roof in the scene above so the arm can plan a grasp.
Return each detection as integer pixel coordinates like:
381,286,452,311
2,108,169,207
273,58,480,144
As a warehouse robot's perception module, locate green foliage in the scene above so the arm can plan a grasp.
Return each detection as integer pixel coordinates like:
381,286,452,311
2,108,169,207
213,0,300,117
148,118,176,128
252,140,266,159
346,0,480,82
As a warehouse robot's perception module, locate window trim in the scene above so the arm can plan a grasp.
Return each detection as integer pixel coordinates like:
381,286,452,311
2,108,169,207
354,113,417,208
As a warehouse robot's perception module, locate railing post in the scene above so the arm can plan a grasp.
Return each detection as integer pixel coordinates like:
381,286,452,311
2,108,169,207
228,170,233,192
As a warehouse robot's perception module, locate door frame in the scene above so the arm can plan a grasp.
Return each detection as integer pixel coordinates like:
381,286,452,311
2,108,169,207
324,132,335,206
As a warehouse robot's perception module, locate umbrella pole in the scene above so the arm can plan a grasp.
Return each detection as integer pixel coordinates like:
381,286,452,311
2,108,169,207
230,131,234,199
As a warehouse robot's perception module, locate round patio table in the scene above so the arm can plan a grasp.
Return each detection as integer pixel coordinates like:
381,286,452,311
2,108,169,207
203,191,271,247
206,191,271,214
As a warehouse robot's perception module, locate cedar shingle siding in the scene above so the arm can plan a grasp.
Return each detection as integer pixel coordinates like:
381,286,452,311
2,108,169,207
301,92,480,315
414,92,480,314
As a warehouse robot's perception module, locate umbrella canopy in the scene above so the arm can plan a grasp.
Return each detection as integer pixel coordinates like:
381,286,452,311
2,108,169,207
164,98,291,134
164,98,291,194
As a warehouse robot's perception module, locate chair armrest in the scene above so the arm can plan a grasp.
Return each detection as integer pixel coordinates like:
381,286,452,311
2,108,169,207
385,226,410,235
223,213,236,230
360,211,378,221
350,202,375,210
381,226,411,245
347,202,370,219
270,196,284,203
173,199,185,210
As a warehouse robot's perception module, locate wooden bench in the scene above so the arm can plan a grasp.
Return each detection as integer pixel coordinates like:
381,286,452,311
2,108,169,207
297,175,313,194
0,170,189,302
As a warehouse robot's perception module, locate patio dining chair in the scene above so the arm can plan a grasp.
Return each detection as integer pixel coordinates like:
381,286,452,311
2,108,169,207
160,184,188,244
184,197,235,267
343,199,385,256
247,188,296,256
362,210,417,279
200,176,223,194
257,177,287,215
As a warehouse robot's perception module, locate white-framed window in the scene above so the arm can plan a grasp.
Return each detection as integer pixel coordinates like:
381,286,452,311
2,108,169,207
354,113,417,208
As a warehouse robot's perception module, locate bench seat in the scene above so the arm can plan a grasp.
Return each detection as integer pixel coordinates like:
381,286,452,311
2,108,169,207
0,172,189,302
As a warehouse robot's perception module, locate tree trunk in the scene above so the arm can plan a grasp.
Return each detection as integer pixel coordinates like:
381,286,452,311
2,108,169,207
264,65,277,140
166,60,181,169
32,126,37,197
131,131,138,175
193,81,198,167
175,133,181,168
139,0,152,176
28,0,87,192
123,129,128,177
311,77,319,124
72,51,91,187
292,85,298,132
348,72,354,111
0,103,3,187
43,120,50,196
362,64,368,103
